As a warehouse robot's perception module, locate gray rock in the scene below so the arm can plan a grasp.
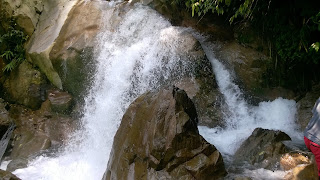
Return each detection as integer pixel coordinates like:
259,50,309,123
6,158,28,172
234,128,291,170
296,84,320,130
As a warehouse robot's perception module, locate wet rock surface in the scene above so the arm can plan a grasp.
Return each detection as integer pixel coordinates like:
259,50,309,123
233,128,291,170
0,169,20,180
104,87,227,180
2,94,77,171
47,89,73,114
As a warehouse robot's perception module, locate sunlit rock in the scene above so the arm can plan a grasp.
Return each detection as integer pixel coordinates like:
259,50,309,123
104,87,227,180
27,0,78,90
281,152,317,179
280,152,310,171
49,1,109,98
284,162,318,180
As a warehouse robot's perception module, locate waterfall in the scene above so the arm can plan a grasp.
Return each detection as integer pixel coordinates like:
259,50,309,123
4,2,303,180
11,3,195,180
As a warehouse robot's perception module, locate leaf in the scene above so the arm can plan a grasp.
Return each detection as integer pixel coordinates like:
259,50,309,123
1,51,14,60
311,42,320,52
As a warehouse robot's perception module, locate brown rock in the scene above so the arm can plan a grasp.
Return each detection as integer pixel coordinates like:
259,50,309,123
234,128,291,170
10,130,51,159
280,152,310,171
3,61,47,109
284,163,318,180
0,169,20,180
47,89,73,114
49,1,106,97
8,102,76,161
104,87,226,180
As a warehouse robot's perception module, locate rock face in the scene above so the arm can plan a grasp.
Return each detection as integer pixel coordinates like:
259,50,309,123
296,84,320,130
3,61,47,109
104,87,227,180
233,128,291,170
0,0,43,36
27,0,106,94
172,35,225,127
6,98,76,171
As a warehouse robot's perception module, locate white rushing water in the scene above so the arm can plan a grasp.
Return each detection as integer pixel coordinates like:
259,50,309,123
197,39,302,156
197,39,303,179
11,4,195,180
4,2,303,180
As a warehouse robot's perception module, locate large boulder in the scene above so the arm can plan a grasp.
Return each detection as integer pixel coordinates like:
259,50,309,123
104,87,227,180
233,128,291,170
27,0,106,98
26,0,78,90
3,61,47,109
49,1,108,98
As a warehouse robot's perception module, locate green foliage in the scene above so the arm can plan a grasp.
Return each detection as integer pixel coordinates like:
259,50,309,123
310,12,320,52
179,0,320,92
185,0,230,17
0,22,28,72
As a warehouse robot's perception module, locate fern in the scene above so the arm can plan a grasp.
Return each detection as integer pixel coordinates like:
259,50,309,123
0,23,28,72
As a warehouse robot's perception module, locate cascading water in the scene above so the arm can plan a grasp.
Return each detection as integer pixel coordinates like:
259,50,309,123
10,3,196,180
2,2,303,180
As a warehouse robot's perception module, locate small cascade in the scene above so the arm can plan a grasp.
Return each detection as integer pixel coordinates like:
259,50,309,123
196,37,303,178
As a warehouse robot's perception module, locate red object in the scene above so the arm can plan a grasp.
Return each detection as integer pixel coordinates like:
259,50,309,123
304,136,320,177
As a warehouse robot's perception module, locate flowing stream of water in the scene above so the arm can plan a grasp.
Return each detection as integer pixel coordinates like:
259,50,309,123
4,2,303,180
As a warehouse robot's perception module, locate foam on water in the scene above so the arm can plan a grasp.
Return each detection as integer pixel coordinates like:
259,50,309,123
197,39,302,156
11,4,194,180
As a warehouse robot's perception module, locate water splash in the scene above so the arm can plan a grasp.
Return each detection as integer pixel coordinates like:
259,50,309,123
196,38,302,156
